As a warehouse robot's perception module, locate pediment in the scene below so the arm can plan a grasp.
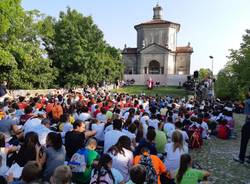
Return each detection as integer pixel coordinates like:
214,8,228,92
139,43,169,54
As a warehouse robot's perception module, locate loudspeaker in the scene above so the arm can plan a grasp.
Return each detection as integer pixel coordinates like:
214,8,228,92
193,71,199,79
187,76,191,81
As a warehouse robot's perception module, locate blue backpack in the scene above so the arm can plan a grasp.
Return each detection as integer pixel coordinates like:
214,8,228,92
68,148,89,173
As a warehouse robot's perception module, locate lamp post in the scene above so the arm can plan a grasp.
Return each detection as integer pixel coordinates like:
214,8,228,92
209,56,215,101
209,56,214,76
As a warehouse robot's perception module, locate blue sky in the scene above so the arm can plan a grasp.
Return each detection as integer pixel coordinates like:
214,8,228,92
22,0,250,74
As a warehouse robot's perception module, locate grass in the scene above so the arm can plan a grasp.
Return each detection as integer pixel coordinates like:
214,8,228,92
111,85,192,97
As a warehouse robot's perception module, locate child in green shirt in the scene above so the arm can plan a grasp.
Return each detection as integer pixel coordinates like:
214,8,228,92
175,154,210,184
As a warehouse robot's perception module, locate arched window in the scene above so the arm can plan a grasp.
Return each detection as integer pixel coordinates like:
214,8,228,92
149,60,160,74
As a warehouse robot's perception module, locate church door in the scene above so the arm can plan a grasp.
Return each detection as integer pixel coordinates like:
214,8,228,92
149,60,160,74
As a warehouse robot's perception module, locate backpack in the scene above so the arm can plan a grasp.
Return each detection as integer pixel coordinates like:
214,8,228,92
90,168,114,184
68,149,89,173
217,125,229,140
189,126,203,149
139,154,158,184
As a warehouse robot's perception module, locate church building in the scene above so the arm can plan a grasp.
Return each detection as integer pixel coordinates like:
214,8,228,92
122,4,193,79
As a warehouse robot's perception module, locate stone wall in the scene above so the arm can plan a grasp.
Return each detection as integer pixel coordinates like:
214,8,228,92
9,85,116,97
11,89,57,97
176,52,191,75
122,53,137,74
137,26,170,49
124,74,187,86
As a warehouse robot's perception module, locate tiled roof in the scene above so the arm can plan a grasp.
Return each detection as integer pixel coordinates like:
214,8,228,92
122,48,137,54
135,19,180,31
176,46,193,53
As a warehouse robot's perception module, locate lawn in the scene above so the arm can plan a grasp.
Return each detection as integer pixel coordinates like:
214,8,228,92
112,85,192,97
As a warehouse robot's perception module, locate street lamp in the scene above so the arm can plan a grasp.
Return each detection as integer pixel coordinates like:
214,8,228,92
209,56,215,101
209,56,214,76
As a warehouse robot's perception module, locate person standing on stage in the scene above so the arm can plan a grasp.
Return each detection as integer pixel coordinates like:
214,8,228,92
147,77,154,90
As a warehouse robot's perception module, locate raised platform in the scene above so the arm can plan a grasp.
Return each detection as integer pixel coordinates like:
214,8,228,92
124,74,188,86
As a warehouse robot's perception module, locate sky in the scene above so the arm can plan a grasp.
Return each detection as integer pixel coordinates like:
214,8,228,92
22,0,250,74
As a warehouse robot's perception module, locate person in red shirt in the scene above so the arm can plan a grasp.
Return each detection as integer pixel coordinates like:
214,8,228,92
46,99,55,116
18,96,27,110
40,95,47,104
103,101,109,111
35,102,43,110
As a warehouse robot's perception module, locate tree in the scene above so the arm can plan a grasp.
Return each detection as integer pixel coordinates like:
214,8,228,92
215,66,239,100
0,0,57,89
228,30,250,91
0,48,17,84
0,3,123,89
42,8,123,87
215,30,250,100
198,68,213,80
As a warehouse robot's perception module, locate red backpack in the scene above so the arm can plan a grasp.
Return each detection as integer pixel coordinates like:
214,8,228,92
217,125,229,140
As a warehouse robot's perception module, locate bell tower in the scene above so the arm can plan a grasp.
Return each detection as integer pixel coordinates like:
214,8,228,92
153,3,163,20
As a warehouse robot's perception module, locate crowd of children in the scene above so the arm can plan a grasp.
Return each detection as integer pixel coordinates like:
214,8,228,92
0,87,242,184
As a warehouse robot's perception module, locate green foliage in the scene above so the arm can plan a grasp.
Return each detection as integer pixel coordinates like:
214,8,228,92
8,41,57,89
42,8,123,87
0,3,123,89
215,66,240,100
215,30,250,100
0,47,17,83
0,0,57,89
0,0,24,36
198,68,213,80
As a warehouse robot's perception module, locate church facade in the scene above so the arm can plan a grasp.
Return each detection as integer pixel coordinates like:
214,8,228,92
122,4,193,79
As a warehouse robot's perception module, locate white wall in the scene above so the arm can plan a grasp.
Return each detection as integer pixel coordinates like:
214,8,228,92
167,54,175,74
138,27,169,49
168,27,177,51
124,74,187,86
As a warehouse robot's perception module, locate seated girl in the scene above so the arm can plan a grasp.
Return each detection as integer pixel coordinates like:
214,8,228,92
164,131,188,179
175,154,210,184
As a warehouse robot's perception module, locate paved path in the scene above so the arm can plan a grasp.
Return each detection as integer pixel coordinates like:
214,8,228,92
190,114,250,184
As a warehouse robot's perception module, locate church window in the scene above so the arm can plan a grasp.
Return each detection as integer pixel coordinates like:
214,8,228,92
144,67,148,74
149,60,160,74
